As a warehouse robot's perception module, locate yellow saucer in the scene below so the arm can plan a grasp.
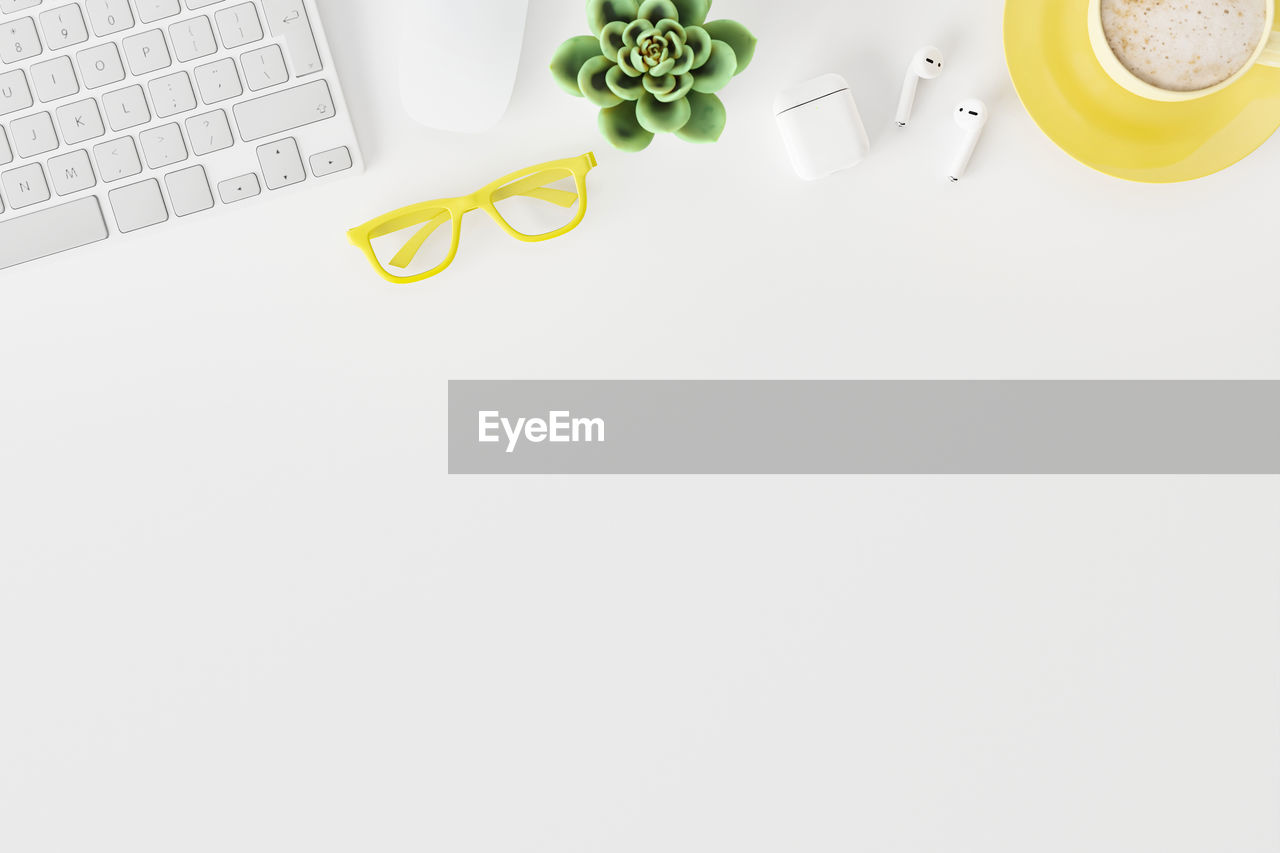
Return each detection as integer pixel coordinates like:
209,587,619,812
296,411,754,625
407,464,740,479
1005,0,1280,183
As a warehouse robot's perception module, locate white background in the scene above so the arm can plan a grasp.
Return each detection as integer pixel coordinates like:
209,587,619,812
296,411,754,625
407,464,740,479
1,1,1277,851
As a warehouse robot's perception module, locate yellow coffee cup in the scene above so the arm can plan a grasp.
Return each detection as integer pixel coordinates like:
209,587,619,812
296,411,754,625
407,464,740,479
1088,0,1280,101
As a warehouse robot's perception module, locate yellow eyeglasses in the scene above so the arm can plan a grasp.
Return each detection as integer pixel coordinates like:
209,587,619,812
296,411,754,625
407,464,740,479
347,152,598,284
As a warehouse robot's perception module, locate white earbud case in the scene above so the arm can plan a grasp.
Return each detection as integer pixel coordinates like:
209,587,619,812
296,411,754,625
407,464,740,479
774,73,871,181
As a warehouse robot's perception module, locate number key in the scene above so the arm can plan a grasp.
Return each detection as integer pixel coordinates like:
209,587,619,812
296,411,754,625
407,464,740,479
40,5,89,51
86,0,136,37
0,17,42,64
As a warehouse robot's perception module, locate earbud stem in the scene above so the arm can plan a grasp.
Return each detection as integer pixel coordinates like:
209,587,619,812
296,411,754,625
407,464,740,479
950,131,981,182
896,71,919,127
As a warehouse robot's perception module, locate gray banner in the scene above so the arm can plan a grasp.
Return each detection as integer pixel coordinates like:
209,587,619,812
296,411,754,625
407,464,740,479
448,381,1280,475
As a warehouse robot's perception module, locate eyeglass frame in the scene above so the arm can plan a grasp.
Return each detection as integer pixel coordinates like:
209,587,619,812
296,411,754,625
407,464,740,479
347,152,598,285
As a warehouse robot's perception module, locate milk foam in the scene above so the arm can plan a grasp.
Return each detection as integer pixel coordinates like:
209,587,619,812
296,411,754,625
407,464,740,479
1100,0,1268,91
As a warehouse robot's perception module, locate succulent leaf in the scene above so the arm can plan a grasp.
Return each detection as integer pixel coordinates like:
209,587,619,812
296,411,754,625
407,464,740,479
649,56,675,76
587,0,640,37
550,36,604,97
606,64,645,100
636,90,692,133
617,54,644,77
578,55,624,107
599,20,628,57
622,19,651,48
638,0,679,24
642,72,678,96
683,26,713,68
670,0,712,26
670,47,695,75
600,101,655,151
655,19,687,42
702,19,757,74
656,72,694,103
675,91,725,142
690,39,736,93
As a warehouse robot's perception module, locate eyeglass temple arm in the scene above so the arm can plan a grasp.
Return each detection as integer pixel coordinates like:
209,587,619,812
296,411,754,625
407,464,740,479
379,177,580,269
490,173,579,208
383,209,452,269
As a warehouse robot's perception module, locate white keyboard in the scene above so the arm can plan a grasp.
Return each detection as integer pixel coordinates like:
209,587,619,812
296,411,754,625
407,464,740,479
0,0,361,272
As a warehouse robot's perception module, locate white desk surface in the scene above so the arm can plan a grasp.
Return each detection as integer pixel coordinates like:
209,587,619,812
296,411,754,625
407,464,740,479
1,2,1277,851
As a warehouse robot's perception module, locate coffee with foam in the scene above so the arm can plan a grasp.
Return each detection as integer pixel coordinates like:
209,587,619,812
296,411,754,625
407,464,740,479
1101,0,1268,92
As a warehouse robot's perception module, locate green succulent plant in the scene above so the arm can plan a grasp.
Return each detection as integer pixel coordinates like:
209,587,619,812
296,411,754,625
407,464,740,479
551,0,758,152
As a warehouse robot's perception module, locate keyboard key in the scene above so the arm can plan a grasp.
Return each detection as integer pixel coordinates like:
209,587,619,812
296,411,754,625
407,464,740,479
108,178,168,232
2,162,50,208
40,4,87,50
0,16,42,64
30,54,77,101
262,0,321,76
135,0,180,23
138,121,186,168
48,147,95,195
0,128,11,165
169,15,216,62
256,136,303,189
165,164,213,216
102,84,149,131
309,145,351,177
0,69,32,115
148,70,196,117
217,172,259,203
0,0,44,13
185,108,232,154
11,111,57,157
55,97,104,143
93,135,141,181
194,56,240,103
77,42,126,88
123,28,170,75
0,197,109,272
215,2,261,49
241,43,287,91
186,0,226,7
85,0,134,38
233,78,332,141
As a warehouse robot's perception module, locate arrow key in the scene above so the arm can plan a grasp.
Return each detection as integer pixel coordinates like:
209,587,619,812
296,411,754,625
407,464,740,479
218,173,262,204
309,146,351,178
257,136,305,190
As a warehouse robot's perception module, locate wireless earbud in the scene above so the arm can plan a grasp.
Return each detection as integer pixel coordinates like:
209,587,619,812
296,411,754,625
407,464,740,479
895,46,945,127
949,99,988,182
